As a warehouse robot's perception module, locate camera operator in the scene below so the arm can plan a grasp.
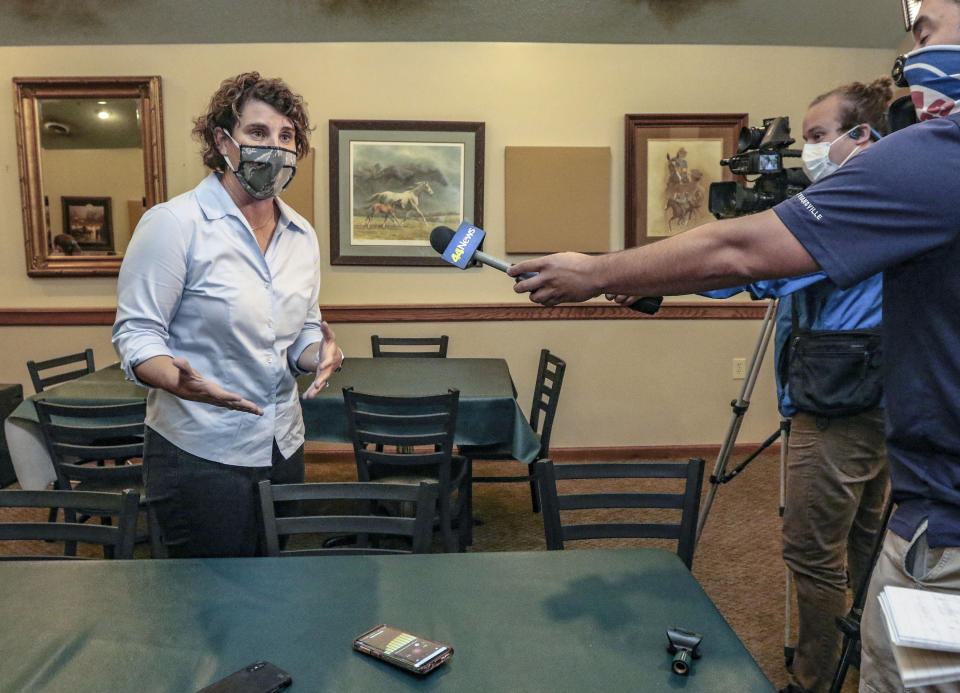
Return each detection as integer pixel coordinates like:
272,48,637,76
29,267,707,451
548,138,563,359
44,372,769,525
509,2,960,691
700,79,891,693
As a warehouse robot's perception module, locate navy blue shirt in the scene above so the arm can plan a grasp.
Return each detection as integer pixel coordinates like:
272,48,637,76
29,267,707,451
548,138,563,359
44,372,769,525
774,114,960,547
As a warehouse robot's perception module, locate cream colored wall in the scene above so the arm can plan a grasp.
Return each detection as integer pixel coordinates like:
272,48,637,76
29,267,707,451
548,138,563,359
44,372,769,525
0,42,896,447
2,319,778,450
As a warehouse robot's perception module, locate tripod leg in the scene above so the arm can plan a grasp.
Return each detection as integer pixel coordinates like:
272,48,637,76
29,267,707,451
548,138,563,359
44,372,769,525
780,417,795,668
779,418,791,519
785,566,795,668
828,498,894,692
695,300,779,545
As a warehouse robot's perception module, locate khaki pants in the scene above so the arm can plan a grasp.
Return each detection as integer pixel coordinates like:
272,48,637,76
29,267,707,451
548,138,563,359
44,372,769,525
782,409,889,693
860,524,960,692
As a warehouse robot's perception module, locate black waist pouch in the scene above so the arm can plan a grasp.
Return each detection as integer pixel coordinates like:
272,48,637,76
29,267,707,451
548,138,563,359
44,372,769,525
784,295,883,417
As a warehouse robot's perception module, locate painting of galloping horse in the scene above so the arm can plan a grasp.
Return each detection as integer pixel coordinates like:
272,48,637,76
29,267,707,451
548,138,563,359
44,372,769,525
329,120,484,265
350,141,465,246
367,181,434,226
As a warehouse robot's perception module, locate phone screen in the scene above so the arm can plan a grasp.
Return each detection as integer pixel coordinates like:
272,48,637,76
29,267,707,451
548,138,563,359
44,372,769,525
354,625,452,673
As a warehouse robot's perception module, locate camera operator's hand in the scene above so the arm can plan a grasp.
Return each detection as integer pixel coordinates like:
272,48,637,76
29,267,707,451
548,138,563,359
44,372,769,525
509,252,602,306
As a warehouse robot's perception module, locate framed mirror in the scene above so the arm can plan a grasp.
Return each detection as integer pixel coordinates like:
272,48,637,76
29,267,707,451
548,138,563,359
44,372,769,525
13,76,166,277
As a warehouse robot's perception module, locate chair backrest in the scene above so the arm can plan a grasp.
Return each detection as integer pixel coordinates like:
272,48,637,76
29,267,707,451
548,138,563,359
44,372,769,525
371,335,449,358
343,387,459,478
26,348,95,393
537,458,705,568
0,488,139,559
258,480,440,556
528,349,566,459
33,400,145,488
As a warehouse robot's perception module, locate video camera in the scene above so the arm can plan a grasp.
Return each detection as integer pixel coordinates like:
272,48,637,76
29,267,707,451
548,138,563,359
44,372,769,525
708,116,810,218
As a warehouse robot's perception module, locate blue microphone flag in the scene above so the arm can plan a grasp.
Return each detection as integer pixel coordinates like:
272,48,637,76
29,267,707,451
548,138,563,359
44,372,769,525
443,221,485,269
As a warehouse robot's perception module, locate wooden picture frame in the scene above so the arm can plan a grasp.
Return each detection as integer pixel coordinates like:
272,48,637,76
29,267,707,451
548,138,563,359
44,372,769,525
329,120,484,266
625,113,747,247
61,196,113,250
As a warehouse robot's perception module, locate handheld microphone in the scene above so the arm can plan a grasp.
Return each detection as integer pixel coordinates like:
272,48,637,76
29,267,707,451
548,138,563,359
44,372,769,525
429,224,663,315
429,224,536,280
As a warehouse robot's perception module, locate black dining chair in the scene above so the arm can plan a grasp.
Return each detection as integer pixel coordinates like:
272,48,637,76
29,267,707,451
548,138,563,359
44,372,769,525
343,388,469,553
536,458,705,569
33,399,161,556
258,480,439,556
26,348,95,394
371,335,449,358
0,488,139,559
369,336,450,454
460,348,565,514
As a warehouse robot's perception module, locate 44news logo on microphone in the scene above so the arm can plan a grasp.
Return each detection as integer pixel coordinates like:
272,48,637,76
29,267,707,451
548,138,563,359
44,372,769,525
445,221,485,269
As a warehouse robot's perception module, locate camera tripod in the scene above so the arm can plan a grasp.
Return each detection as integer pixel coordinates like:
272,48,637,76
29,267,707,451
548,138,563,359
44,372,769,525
695,299,783,544
692,299,799,665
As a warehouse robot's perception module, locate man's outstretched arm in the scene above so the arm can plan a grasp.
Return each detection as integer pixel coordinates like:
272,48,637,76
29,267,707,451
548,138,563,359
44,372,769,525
508,209,820,305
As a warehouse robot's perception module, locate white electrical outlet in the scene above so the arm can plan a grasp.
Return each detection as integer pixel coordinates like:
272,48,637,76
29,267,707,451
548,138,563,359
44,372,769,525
732,358,747,380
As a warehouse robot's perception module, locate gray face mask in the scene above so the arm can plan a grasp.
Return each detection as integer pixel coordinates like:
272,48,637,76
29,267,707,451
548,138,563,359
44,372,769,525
221,129,297,200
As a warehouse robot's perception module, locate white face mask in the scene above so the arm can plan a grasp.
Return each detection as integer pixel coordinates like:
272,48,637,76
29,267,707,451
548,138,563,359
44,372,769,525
801,126,868,182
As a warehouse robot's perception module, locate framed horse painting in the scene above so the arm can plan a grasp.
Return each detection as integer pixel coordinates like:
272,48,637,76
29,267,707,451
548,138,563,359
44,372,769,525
624,113,747,247
329,120,485,265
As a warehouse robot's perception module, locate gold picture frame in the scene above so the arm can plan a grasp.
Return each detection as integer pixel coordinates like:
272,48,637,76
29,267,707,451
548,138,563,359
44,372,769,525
13,76,166,277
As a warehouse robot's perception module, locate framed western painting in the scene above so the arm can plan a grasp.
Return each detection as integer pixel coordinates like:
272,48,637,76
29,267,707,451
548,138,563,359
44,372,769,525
625,113,747,247
329,119,485,265
60,196,114,251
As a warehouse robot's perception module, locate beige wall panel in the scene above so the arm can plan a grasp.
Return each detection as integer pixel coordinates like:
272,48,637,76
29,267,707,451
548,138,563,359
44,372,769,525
505,146,611,253
282,148,315,223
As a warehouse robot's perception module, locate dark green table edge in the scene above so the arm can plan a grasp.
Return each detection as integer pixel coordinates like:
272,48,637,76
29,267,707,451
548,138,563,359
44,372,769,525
0,548,774,692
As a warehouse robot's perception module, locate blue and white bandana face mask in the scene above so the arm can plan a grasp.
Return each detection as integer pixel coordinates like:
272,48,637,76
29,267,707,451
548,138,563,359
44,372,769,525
893,45,960,121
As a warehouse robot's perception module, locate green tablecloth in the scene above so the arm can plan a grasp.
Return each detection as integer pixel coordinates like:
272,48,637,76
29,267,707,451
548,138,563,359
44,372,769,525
9,363,143,422
300,358,539,461
7,358,540,469
0,548,774,692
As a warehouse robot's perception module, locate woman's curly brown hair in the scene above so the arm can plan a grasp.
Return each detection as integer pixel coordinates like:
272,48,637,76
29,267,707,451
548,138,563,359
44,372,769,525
192,72,311,172
810,77,895,136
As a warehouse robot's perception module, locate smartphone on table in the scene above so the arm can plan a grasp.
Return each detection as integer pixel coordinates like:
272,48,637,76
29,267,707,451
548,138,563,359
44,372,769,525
196,661,292,693
353,624,453,675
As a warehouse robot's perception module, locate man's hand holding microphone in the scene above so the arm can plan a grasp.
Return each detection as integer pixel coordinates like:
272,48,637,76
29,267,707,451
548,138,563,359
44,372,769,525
431,223,662,314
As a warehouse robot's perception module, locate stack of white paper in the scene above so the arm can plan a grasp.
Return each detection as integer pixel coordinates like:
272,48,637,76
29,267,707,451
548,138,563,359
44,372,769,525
878,585,960,687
